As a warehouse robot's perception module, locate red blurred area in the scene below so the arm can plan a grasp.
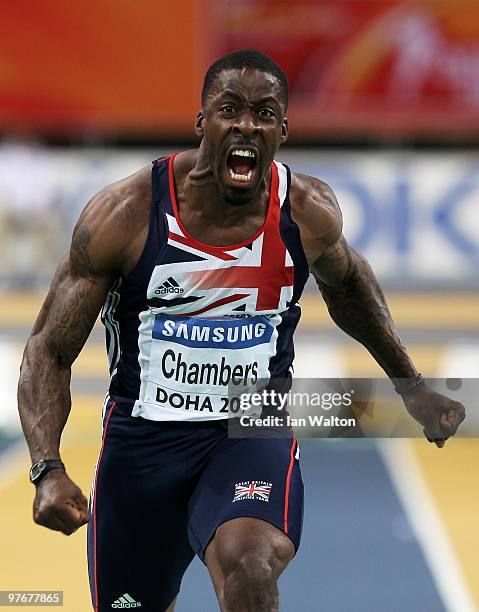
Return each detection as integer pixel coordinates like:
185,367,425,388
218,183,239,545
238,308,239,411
1,0,478,139
0,0,206,135
215,0,479,138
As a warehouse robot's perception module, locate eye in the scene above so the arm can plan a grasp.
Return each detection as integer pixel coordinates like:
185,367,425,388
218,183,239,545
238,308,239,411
258,108,275,118
219,104,236,114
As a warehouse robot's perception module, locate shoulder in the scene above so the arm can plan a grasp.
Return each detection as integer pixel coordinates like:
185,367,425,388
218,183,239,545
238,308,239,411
289,172,343,262
80,165,151,232
71,165,152,277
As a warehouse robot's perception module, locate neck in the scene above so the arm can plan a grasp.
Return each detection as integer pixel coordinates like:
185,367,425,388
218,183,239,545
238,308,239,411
177,144,270,225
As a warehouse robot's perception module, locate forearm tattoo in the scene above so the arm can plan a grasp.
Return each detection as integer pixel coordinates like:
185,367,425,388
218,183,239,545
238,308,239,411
315,250,417,379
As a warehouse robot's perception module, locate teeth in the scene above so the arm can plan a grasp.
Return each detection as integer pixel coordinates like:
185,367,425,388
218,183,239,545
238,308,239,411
229,169,253,182
232,149,256,158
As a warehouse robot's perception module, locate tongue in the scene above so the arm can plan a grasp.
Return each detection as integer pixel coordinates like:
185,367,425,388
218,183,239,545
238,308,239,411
230,155,253,175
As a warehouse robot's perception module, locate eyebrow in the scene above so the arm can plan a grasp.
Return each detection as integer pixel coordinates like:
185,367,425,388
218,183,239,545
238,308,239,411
254,96,280,106
218,90,280,106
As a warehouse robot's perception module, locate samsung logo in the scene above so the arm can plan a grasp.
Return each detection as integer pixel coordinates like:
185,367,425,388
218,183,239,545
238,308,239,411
160,320,266,344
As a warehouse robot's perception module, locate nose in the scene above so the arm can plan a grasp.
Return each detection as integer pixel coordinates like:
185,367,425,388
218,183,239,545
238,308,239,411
233,109,259,137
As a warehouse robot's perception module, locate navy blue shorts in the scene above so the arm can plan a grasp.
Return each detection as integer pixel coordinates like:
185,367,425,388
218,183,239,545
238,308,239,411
87,399,303,612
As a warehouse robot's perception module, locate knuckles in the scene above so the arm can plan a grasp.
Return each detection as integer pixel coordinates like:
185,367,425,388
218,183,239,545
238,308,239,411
33,501,56,527
33,490,89,534
32,475,90,534
455,402,466,422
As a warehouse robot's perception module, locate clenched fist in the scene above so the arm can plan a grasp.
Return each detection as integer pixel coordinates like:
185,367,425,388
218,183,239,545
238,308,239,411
33,470,90,535
402,383,466,448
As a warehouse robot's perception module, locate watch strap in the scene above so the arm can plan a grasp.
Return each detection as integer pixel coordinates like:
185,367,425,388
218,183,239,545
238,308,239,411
29,459,65,485
394,374,425,396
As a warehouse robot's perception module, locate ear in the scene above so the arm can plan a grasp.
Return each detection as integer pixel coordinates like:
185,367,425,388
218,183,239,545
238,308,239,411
195,111,205,137
280,117,289,144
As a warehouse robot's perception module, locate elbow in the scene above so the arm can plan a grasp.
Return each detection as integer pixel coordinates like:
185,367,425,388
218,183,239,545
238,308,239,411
343,248,364,284
21,333,71,376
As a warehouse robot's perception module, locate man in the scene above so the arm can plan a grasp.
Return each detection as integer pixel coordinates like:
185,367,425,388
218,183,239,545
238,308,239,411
18,49,465,612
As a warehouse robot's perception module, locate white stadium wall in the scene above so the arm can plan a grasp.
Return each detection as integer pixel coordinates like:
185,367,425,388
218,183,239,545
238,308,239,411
281,150,479,288
0,144,478,288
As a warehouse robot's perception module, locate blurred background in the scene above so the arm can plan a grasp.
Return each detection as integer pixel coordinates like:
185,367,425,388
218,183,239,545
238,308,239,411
0,1,478,610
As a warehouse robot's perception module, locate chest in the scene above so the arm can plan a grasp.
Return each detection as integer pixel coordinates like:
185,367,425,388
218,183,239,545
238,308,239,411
145,210,295,317
176,206,267,248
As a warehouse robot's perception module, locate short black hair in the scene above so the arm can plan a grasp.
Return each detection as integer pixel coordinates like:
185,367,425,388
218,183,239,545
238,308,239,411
202,48,288,110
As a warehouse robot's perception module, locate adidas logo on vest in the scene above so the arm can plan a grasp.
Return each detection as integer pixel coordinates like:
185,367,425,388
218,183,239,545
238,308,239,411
155,277,184,295
111,593,141,608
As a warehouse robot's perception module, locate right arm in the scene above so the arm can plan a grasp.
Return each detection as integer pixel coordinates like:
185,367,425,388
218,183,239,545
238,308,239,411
17,170,147,534
18,230,114,466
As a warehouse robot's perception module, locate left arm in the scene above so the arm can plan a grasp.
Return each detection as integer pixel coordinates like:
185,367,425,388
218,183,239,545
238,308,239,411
291,174,465,447
313,238,417,381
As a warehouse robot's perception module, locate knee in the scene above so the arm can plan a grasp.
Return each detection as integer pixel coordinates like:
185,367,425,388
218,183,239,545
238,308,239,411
207,520,295,611
219,535,293,611
222,550,277,609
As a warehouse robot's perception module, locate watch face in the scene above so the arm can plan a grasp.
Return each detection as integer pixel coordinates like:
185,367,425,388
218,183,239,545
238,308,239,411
30,459,46,482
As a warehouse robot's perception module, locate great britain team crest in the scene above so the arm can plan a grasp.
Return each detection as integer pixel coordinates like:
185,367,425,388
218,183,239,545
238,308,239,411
233,481,273,502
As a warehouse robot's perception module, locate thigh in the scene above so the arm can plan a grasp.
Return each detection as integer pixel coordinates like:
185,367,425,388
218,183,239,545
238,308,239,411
87,401,196,612
187,432,303,562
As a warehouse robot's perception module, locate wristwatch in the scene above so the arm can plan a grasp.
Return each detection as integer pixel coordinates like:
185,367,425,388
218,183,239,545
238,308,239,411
29,459,65,485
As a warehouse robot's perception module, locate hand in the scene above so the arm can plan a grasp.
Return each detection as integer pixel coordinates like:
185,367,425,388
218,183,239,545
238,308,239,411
33,469,90,535
402,383,466,448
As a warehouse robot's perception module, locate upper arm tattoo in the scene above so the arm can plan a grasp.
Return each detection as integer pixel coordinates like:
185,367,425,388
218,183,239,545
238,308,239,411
70,224,101,283
311,235,356,287
33,223,114,368
43,276,106,368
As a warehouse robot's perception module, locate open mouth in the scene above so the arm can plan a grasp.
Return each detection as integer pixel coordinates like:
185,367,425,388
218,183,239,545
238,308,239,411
226,148,257,184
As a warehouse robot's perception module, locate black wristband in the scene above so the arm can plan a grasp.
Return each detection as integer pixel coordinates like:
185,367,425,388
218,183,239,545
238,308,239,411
394,374,425,396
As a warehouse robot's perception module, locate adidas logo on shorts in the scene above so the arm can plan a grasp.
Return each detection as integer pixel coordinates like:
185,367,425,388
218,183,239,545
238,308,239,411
155,277,184,295
111,593,141,608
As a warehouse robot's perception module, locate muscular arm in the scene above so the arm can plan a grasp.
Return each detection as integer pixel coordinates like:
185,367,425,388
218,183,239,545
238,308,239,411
17,168,149,533
291,174,412,377
292,173,465,445
18,235,114,464
312,237,417,381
